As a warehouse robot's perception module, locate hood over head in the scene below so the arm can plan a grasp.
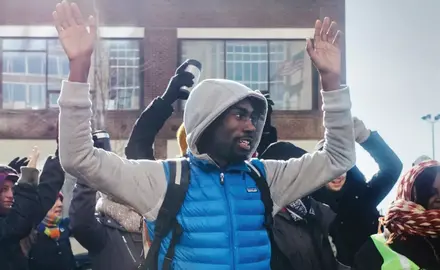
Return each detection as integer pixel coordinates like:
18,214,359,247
183,79,267,161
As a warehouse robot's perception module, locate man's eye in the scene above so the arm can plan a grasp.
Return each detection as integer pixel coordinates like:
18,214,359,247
235,113,245,120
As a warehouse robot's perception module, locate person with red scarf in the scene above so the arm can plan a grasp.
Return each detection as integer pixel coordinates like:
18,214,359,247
354,160,440,270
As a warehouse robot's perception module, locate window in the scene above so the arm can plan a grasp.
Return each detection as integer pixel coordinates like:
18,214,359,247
3,83,45,109
1,38,142,110
100,40,141,110
180,40,314,110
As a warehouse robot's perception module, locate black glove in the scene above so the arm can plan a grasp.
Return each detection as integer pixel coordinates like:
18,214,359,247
8,157,30,172
161,60,195,104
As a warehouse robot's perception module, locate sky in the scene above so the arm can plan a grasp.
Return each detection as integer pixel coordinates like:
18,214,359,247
345,0,440,210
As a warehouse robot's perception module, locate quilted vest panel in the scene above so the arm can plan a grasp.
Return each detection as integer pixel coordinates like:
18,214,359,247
147,159,271,270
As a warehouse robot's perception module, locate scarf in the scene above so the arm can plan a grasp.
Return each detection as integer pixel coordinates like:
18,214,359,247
96,196,143,233
380,160,440,243
36,214,62,240
286,196,315,222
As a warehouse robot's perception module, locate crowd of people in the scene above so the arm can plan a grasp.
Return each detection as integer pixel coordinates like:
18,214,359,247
1,1,440,269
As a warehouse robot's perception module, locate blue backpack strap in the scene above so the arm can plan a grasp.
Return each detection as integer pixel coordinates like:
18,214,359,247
145,158,190,270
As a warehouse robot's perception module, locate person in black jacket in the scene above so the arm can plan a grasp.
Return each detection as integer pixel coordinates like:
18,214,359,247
125,60,194,160
20,155,75,270
0,148,65,270
261,142,348,270
69,131,145,270
312,117,403,266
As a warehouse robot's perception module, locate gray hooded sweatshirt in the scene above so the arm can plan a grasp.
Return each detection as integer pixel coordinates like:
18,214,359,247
58,78,355,221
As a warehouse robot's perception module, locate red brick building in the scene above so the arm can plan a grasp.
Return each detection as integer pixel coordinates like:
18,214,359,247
0,0,345,160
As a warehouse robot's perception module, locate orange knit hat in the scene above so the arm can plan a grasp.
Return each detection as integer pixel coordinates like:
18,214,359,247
176,123,188,156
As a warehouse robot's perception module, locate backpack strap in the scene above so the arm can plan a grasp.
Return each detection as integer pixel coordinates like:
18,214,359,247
246,160,291,270
145,158,190,270
246,160,273,228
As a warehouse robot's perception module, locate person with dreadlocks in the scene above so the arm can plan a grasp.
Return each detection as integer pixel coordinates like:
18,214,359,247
354,160,440,270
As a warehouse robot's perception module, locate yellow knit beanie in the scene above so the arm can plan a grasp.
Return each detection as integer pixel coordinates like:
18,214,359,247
177,123,188,156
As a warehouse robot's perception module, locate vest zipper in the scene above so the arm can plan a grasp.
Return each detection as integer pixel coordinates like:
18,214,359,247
122,235,137,263
220,172,235,268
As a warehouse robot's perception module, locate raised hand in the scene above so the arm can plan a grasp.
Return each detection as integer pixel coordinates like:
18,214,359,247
53,1,96,61
27,146,40,169
162,60,196,103
8,157,29,172
306,17,342,91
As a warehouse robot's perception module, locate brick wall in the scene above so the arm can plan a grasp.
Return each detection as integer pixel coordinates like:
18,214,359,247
0,0,345,157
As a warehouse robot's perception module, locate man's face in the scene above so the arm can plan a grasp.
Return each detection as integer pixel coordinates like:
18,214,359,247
326,173,347,192
0,180,14,213
211,99,259,163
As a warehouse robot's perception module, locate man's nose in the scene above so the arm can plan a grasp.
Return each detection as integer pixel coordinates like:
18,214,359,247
244,118,257,132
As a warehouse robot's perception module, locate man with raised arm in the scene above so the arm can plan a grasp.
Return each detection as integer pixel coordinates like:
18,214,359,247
55,1,355,269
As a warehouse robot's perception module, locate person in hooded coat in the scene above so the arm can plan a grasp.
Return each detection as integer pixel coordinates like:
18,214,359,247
312,117,403,266
55,4,355,269
354,160,440,270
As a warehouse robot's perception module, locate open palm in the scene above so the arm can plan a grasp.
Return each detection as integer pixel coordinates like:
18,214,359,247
53,1,96,61
306,17,341,77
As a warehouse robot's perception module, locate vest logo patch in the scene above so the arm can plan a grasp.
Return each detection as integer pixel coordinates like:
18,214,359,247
247,187,258,193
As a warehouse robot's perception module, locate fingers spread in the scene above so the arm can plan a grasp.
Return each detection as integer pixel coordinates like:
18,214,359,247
332,30,342,47
313,19,322,44
320,17,331,42
71,3,85,25
53,11,64,34
63,0,77,27
305,38,316,60
56,3,69,29
88,15,97,38
327,21,338,42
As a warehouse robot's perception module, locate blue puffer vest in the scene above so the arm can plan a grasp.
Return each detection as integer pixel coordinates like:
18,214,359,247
146,154,271,270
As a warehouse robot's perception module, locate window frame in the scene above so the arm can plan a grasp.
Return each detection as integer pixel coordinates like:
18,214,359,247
0,37,144,111
177,38,319,113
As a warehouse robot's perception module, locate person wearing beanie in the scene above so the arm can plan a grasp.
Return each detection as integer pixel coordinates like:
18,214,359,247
0,147,65,270
125,60,195,160
311,117,403,266
22,190,75,270
57,7,355,269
